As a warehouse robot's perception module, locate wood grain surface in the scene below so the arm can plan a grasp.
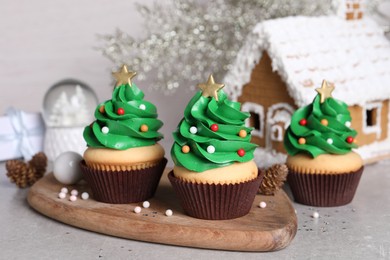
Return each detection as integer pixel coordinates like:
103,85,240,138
27,169,297,252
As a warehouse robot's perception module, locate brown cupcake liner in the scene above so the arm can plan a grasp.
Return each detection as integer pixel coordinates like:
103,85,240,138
168,170,264,220
80,158,167,204
287,166,364,207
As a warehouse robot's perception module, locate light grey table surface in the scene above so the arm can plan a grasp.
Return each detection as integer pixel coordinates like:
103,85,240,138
1,160,390,260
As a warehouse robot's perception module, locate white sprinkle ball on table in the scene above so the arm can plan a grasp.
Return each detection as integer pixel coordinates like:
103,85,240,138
69,195,77,202
134,206,142,214
71,189,78,196
81,192,89,200
60,187,68,194
142,201,150,208
313,211,320,218
58,192,66,199
165,209,173,216
259,201,267,208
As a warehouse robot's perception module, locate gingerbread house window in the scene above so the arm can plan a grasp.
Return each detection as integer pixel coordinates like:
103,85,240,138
242,102,264,138
270,125,283,142
363,102,381,138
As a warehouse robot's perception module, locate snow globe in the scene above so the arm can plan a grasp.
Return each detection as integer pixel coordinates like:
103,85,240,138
42,79,98,161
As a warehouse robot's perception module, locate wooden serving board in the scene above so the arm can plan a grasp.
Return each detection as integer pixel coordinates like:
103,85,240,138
27,169,297,252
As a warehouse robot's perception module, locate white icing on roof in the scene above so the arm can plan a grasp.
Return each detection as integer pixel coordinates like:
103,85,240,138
224,16,390,107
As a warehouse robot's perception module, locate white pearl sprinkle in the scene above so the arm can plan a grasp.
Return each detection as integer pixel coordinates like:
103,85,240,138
69,195,77,202
60,187,68,194
165,209,173,216
142,201,150,208
134,206,142,214
139,104,146,110
58,192,66,199
81,192,89,200
327,138,333,144
71,189,78,196
189,126,198,134
345,121,351,127
102,126,109,134
206,145,215,154
259,201,267,208
313,211,320,219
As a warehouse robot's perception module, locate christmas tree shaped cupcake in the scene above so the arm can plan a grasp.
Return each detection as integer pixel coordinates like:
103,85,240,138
81,65,167,204
169,75,263,220
284,80,364,207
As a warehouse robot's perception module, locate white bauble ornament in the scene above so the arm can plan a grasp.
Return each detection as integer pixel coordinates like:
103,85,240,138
53,151,83,185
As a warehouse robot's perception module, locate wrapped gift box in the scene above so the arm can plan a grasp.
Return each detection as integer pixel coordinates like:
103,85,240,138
0,108,45,161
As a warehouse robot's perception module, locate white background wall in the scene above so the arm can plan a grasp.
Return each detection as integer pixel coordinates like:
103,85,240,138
0,0,193,156
1,0,389,160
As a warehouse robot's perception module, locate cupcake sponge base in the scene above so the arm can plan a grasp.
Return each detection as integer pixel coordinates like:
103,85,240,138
81,158,167,204
168,171,264,220
287,166,364,207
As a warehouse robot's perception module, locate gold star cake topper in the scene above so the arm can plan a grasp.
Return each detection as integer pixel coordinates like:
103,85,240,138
316,80,335,103
112,64,137,87
198,74,225,101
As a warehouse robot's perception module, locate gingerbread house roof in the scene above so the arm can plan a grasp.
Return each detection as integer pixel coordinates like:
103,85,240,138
224,16,390,107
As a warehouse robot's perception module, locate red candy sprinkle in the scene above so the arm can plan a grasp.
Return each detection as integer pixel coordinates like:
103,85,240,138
117,108,125,115
346,136,354,143
299,119,307,126
237,149,245,157
210,124,219,132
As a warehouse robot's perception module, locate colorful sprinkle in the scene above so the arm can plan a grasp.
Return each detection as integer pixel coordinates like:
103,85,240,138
181,145,190,153
210,124,219,132
117,108,125,115
327,138,333,144
238,129,247,138
237,148,245,157
99,105,105,114
140,124,148,132
346,136,354,143
298,137,306,145
345,121,351,127
102,126,109,134
320,119,328,126
299,119,307,126
189,126,198,134
165,209,173,217
139,104,146,110
207,145,215,154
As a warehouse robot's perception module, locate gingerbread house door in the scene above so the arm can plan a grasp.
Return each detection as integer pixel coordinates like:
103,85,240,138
266,103,294,153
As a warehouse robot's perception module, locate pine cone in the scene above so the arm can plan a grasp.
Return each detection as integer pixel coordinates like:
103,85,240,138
6,160,29,188
259,164,288,195
5,152,48,188
29,152,47,177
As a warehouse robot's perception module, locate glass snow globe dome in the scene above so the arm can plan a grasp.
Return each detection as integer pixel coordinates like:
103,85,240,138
42,79,98,161
43,79,98,127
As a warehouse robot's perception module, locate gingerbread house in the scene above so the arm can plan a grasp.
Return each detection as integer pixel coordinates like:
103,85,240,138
224,3,390,167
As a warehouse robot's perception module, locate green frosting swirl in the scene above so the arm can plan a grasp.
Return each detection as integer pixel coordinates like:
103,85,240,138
83,83,163,149
284,95,357,158
171,89,257,172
